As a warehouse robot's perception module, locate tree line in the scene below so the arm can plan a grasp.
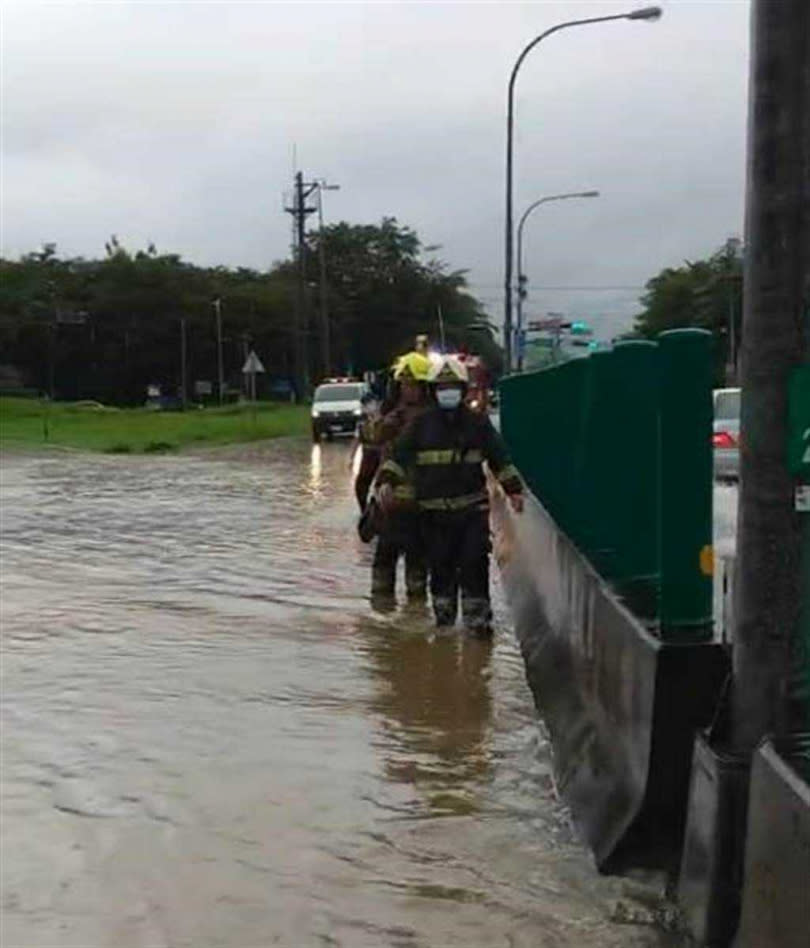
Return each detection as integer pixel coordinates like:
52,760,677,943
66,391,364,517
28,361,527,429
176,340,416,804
633,237,744,385
0,218,501,405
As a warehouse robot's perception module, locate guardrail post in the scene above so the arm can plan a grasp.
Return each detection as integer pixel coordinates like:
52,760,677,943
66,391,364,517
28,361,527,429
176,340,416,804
555,358,589,544
575,349,622,576
659,328,714,640
609,340,661,618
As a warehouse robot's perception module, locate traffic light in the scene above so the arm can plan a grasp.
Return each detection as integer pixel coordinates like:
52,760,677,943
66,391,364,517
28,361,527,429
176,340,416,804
569,320,592,336
517,274,528,300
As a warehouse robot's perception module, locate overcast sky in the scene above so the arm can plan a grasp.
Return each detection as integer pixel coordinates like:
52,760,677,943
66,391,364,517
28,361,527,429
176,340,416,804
2,0,750,338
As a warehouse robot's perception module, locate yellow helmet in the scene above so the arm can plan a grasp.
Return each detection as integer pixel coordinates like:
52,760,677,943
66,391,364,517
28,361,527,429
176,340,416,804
428,355,469,385
393,351,431,382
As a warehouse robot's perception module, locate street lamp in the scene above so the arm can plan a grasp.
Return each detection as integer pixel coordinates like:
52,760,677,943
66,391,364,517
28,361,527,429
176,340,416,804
503,6,662,372
516,190,599,370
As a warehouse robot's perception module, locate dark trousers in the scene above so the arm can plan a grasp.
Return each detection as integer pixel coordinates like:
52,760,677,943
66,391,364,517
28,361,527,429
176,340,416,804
422,509,492,631
371,511,427,605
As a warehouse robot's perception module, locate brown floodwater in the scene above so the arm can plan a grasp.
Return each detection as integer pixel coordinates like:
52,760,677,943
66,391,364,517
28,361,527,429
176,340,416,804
0,441,682,948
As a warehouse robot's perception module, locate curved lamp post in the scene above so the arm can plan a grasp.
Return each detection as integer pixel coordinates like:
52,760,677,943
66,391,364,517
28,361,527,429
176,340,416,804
503,5,662,372
516,190,599,370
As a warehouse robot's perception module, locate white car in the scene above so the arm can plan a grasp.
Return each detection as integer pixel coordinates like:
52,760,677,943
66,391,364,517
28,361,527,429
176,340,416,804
311,380,367,442
713,387,741,481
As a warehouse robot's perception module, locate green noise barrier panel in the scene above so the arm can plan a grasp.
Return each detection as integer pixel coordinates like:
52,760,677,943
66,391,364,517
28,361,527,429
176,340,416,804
499,330,713,638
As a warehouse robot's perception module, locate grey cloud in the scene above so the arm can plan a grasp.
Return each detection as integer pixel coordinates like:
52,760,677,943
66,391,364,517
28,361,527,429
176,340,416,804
2,1,750,336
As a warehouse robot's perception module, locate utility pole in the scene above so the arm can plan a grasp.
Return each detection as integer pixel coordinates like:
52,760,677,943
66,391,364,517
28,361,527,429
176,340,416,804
725,236,742,386
240,331,250,399
285,172,317,399
318,191,329,379
732,0,810,754
316,181,340,379
295,172,308,397
213,298,224,405
180,317,188,409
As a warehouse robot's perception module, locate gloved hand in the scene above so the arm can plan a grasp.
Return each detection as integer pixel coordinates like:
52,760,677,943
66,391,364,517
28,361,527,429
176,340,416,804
378,483,396,513
508,493,524,514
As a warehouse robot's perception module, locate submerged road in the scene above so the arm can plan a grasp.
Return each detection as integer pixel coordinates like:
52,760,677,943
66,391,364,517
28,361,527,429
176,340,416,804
1,441,682,947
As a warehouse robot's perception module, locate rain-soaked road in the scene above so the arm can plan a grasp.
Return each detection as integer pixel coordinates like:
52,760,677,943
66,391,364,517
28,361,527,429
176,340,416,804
1,440,682,948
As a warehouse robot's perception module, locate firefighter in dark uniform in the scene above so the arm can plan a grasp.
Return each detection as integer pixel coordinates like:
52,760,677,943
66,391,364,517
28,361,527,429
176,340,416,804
351,391,382,511
370,351,432,608
377,356,523,635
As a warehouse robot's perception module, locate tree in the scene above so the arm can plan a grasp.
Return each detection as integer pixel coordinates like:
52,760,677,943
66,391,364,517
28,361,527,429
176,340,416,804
308,217,501,377
0,220,501,405
634,240,743,384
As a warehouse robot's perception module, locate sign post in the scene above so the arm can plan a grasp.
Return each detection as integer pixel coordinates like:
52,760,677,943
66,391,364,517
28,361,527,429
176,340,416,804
241,350,266,420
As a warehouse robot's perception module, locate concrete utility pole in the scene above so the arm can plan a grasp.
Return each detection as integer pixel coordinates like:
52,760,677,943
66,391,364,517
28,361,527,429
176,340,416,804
724,237,742,386
213,298,224,405
316,182,340,379
286,172,318,399
733,0,810,753
180,317,187,409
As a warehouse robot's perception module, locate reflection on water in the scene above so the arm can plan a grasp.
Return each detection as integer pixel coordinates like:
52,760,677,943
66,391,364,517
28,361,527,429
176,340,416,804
0,442,679,947
362,623,493,804
352,440,363,477
309,442,323,497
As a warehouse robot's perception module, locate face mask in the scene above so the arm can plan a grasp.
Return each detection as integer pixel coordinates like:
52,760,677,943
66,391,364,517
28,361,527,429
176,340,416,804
436,388,463,410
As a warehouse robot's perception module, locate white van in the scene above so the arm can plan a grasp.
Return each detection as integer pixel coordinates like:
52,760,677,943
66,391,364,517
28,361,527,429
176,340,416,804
311,380,368,442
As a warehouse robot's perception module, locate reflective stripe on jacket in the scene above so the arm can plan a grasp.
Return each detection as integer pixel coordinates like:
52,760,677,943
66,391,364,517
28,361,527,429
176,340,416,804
371,402,428,510
377,405,522,512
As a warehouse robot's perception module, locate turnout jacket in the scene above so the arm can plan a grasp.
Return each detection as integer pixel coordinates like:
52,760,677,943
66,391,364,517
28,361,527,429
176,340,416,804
377,404,522,512
371,402,430,508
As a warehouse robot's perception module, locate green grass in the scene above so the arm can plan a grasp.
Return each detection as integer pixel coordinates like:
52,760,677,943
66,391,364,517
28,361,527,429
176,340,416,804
0,397,310,453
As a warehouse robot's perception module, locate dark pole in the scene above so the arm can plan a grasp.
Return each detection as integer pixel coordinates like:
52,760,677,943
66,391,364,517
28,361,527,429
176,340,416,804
180,317,187,409
732,0,810,754
724,237,741,385
316,182,339,378
213,298,224,405
241,331,250,399
48,323,56,401
295,171,308,398
318,190,330,378
503,7,661,373
290,171,318,397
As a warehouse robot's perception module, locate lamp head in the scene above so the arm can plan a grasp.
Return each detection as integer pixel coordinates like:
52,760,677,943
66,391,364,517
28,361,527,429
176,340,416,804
626,6,663,21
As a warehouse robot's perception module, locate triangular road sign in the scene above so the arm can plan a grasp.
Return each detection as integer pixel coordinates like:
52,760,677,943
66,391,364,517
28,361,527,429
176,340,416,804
242,350,266,374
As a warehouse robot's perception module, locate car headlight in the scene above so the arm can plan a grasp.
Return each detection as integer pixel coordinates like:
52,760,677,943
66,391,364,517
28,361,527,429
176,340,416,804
353,408,363,416
311,407,321,418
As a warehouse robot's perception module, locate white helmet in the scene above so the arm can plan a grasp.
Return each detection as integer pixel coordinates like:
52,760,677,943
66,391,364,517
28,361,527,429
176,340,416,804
428,355,469,385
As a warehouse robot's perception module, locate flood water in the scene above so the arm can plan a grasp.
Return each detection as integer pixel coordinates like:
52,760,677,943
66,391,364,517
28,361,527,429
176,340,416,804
1,441,681,948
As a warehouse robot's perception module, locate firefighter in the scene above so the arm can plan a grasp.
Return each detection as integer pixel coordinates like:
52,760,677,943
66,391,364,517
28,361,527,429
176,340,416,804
350,391,382,511
369,351,432,609
377,356,523,635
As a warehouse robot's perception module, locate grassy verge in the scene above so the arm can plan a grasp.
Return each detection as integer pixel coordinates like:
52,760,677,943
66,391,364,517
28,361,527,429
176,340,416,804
0,397,310,454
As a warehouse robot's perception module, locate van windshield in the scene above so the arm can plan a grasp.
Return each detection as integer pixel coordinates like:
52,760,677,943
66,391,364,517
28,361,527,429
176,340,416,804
314,384,363,403
714,390,741,420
